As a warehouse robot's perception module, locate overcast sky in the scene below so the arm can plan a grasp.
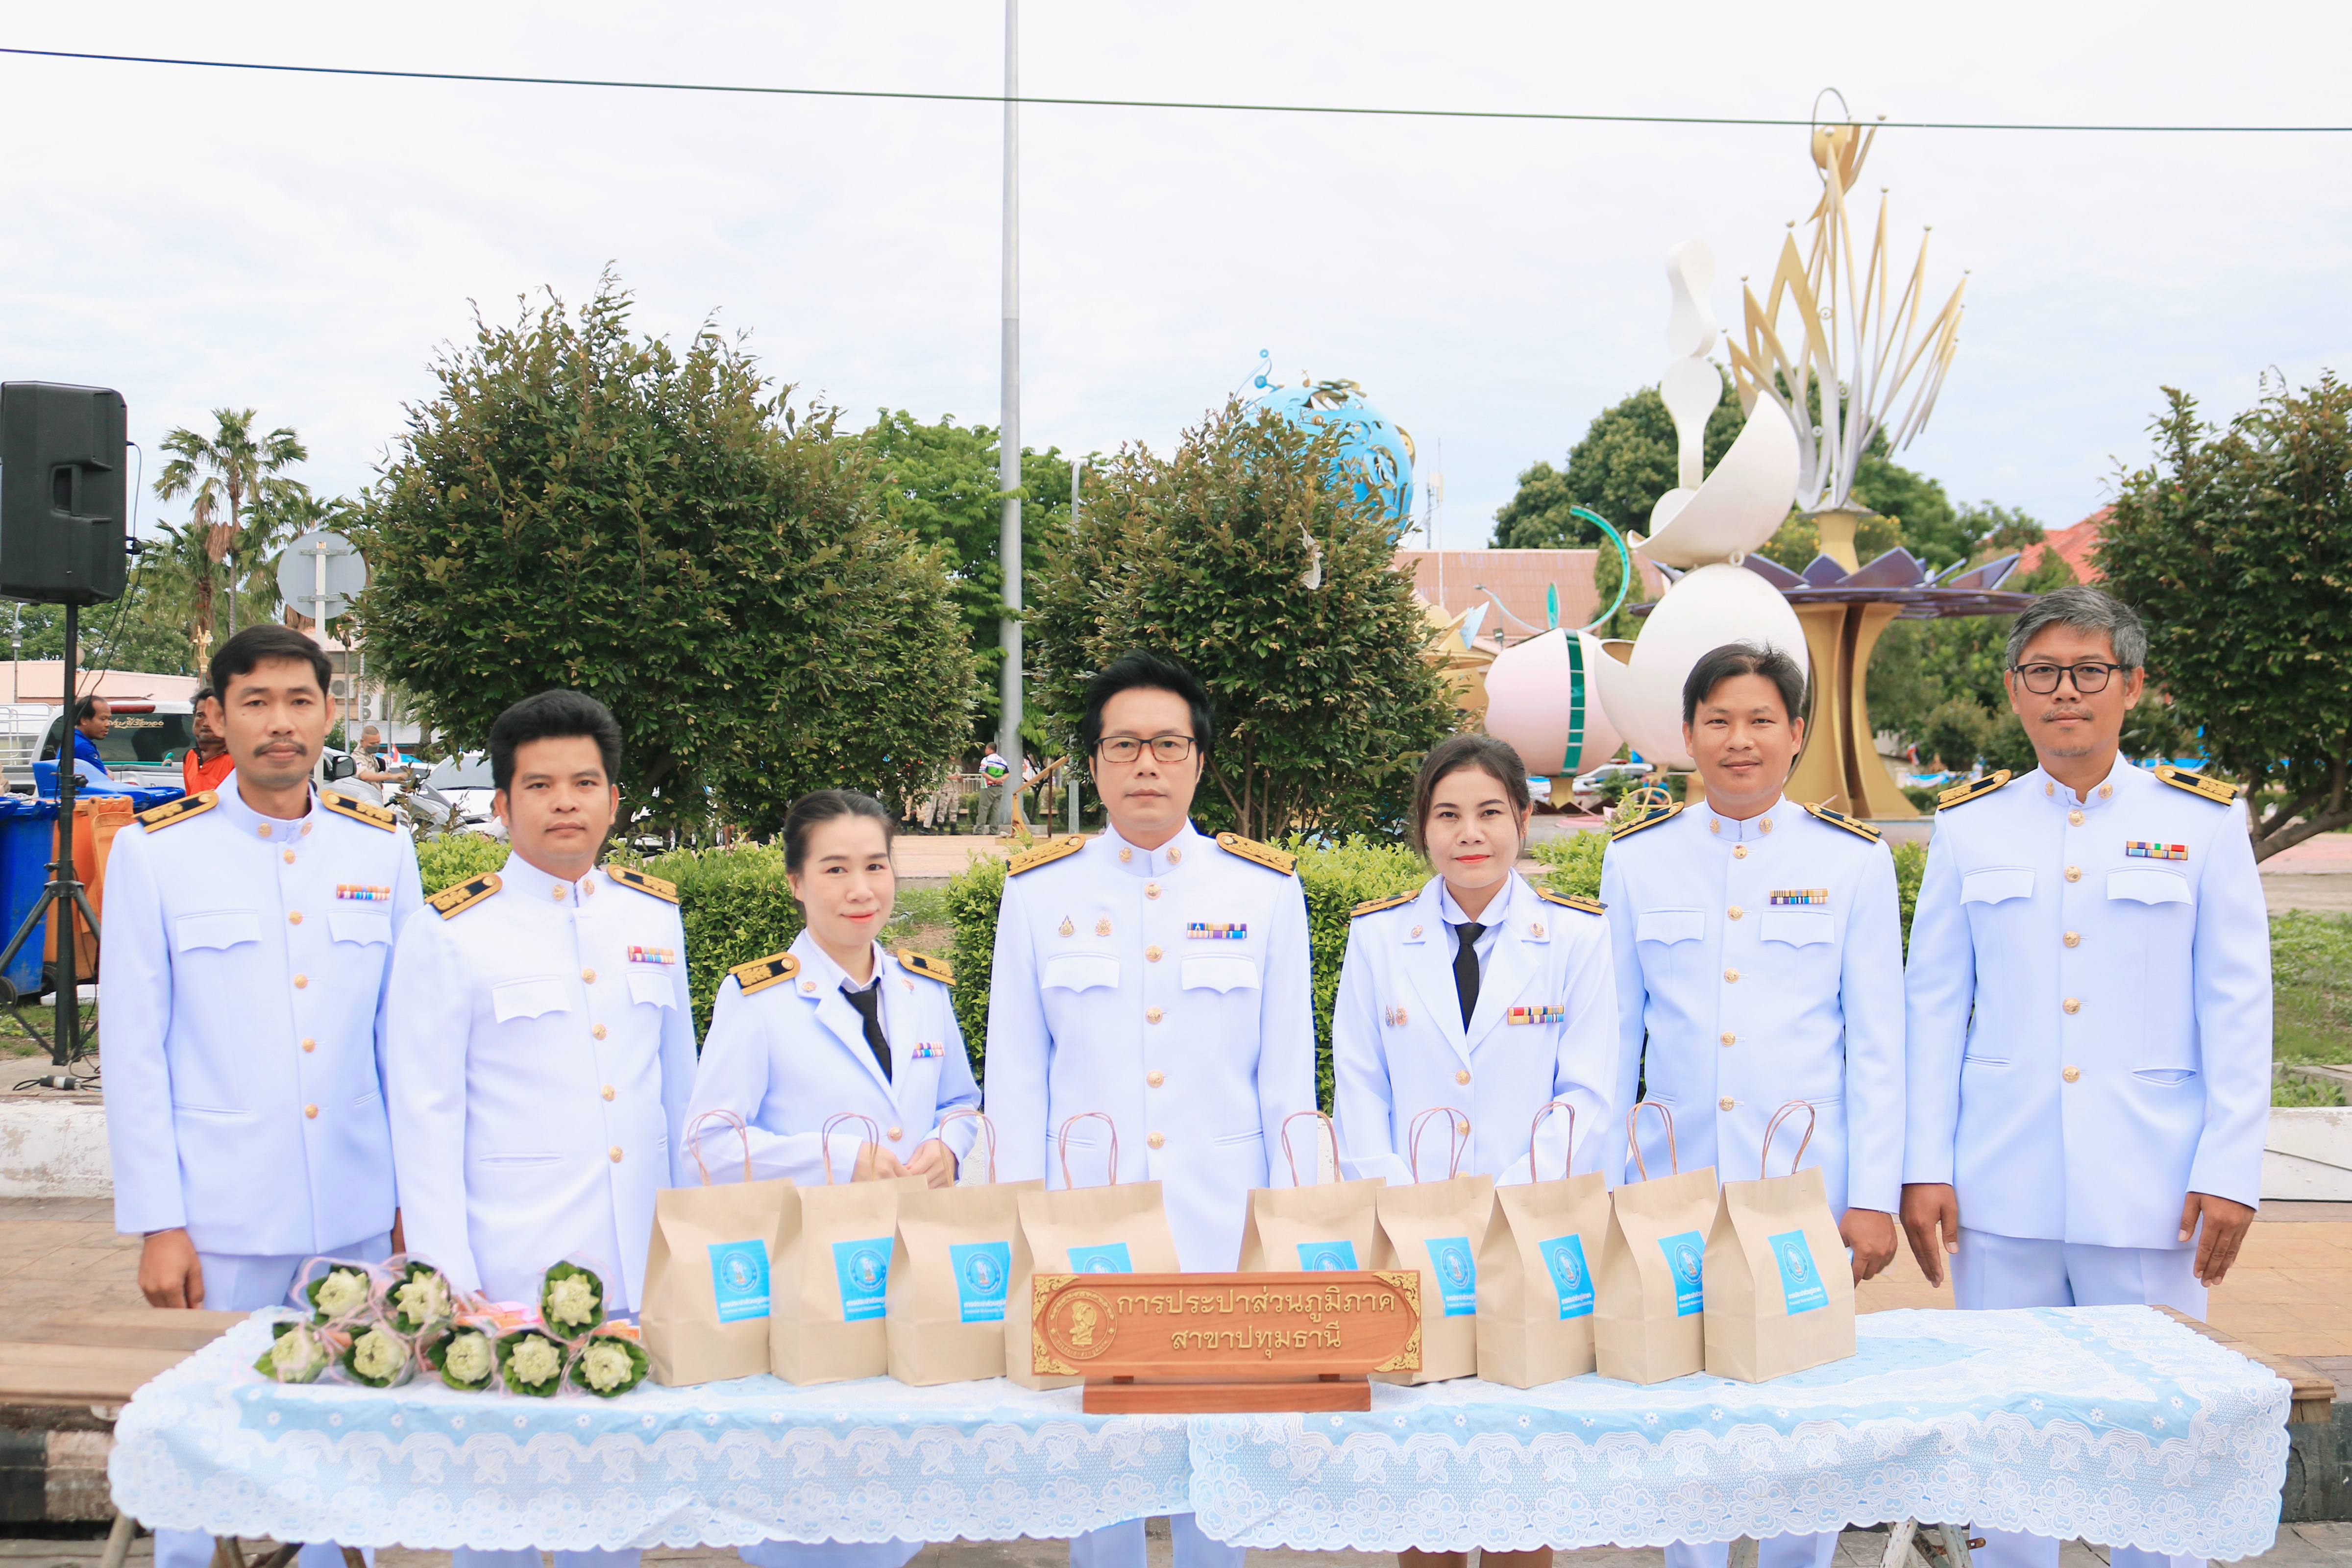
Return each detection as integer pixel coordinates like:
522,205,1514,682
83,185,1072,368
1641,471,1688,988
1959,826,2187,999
3,1,2346,553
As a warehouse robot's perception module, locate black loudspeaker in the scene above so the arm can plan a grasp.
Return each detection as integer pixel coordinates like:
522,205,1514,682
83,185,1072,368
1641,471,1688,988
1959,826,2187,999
0,382,128,606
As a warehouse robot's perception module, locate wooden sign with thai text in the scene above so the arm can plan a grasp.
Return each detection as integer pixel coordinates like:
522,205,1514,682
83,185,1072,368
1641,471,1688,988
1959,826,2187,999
1030,1271,1421,1412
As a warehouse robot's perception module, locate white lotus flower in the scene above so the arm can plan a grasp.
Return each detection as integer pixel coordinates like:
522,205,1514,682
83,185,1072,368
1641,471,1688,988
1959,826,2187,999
314,1268,370,1320
580,1340,634,1393
351,1327,406,1382
271,1325,329,1381
510,1335,563,1386
443,1332,493,1385
394,1274,450,1326
545,1274,597,1329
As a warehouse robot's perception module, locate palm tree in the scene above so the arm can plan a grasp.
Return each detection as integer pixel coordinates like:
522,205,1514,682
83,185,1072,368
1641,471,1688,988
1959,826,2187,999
153,409,309,663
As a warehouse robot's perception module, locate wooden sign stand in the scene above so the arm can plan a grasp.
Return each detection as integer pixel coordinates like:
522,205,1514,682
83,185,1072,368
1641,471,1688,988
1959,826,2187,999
1029,1270,1422,1414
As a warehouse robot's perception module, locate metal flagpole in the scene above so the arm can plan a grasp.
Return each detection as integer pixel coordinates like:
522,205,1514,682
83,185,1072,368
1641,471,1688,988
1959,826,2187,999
995,0,1023,833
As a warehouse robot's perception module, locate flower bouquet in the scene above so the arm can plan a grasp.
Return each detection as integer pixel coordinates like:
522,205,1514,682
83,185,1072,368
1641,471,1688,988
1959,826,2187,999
496,1327,572,1397
539,1260,607,1338
254,1320,337,1384
419,1319,501,1392
338,1317,416,1389
568,1329,651,1399
298,1258,380,1326
383,1260,457,1335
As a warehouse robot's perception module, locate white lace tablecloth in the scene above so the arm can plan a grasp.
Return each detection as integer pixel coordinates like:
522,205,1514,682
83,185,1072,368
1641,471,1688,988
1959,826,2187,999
109,1307,2289,1559
1189,1307,2290,1561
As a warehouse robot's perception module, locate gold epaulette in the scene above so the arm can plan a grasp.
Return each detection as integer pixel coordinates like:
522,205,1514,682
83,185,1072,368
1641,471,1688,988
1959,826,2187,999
137,790,218,833
897,948,955,986
1535,887,1606,915
605,865,679,904
729,951,799,996
1936,770,2012,811
321,793,398,832
428,873,500,919
1008,836,1085,876
1351,891,1417,919
1609,801,1683,842
1215,832,1298,876
2156,764,2239,806
1803,802,1883,842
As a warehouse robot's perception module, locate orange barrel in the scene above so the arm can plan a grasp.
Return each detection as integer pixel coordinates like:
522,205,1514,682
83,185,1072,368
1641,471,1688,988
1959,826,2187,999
47,798,136,976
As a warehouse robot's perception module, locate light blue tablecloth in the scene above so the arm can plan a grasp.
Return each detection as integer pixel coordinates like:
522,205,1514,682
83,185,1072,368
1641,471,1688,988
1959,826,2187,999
108,1306,2289,1559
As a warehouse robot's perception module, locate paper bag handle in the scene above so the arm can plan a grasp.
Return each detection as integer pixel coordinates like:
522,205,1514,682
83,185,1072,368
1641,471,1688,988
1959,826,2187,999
686,1107,755,1186
931,1107,997,1184
820,1112,882,1185
1625,1100,1680,1180
1529,1100,1577,1183
1057,1111,1120,1189
1280,1110,1341,1187
1760,1100,1818,1178
1406,1106,1469,1182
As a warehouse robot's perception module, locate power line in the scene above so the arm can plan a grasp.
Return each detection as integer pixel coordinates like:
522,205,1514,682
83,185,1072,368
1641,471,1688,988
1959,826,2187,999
2,45,2347,133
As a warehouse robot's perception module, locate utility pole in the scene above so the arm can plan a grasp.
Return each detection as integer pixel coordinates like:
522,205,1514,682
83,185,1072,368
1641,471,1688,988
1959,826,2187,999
995,0,1024,832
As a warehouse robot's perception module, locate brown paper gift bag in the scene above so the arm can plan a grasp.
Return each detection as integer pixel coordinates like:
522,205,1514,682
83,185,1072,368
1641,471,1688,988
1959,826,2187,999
1704,1101,1856,1382
887,1110,1045,1386
1595,1101,1720,1385
1237,1110,1385,1273
642,1110,794,1387
1371,1107,1494,1385
1005,1112,1182,1391
770,1114,924,1386
1477,1100,1611,1389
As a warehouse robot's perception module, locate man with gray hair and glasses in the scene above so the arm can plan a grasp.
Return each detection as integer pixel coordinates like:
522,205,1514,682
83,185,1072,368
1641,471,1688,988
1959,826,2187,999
1901,584,2270,1568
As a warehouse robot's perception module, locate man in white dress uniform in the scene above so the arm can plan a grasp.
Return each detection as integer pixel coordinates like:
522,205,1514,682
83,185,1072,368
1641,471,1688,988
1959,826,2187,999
1601,643,1905,1568
387,690,694,1568
104,625,422,1568
1904,587,2271,1568
986,650,1316,1568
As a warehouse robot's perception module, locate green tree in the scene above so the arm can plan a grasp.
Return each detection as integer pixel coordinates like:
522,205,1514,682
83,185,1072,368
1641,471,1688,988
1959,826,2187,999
2099,376,2352,860
152,409,311,663
361,276,979,838
1028,399,1455,840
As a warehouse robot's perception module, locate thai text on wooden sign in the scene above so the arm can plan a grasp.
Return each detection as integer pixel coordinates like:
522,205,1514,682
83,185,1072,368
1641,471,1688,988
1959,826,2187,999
1029,1271,1421,1380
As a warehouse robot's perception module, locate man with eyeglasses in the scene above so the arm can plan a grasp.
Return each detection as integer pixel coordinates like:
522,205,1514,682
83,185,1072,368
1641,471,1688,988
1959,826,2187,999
1902,585,2270,1568
984,649,1315,1568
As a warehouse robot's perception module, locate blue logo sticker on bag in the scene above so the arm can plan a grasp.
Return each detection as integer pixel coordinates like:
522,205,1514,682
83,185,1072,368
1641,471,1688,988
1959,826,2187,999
1658,1229,1706,1316
949,1241,1011,1323
1065,1242,1133,1274
1770,1229,1827,1314
1538,1233,1594,1319
831,1236,893,1321
707,1239,771,1323
1297,1240,1358,1271
1423,1236,1477,1316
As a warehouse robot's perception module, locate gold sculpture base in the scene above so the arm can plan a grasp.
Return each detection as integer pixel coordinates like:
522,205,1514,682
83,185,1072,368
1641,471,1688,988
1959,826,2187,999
1786,601,1917,819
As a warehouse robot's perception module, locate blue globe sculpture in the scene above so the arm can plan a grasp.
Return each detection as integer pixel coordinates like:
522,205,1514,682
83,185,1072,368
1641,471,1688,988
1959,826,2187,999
1253,378,1416,527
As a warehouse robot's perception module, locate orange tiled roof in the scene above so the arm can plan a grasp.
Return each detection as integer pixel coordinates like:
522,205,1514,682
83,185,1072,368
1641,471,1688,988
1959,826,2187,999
2017,508,2107,583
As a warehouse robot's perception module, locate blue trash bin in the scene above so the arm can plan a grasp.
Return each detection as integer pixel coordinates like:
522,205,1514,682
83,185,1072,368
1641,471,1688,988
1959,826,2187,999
122,785,183,813
0,796,59,998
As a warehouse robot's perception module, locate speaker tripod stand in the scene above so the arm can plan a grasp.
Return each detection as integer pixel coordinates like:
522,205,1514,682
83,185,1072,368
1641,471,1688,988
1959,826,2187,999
4,597,100,1091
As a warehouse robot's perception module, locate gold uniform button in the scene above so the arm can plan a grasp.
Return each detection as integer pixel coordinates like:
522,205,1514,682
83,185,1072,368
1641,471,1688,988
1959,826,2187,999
1146,946,1163,962
301,822,312,836
257,824,271,838
2099,784,2112,799
2062,1065,2082,1084
1728,905,1744,920
2062,997,2081,1015
583,967,597,982
1145,882,1162,900
1724,968,1740,983
1718,1096,1735,1111
1760,817,1774,833
282,850,296,864
1118,847,1133,862
1167,847,1182,864
1454,1068,1471,1085
1147,1131,1166,1150
1733,845,1748,859
1145,1006,1164,1024
600,1085,615,1101
304,1103,318,1119
552,887,567,901
1455,1119,1470,1136
2069,809,2085,826
887,1127,904,1142
294,974,308,990
609,1146,624,1162
288,911,303,926
801,980,817,993
301,1037,316,1053
2065,865,2082,883
592,1023,609,1040
2063,931,2081,948
1147,1070,1165,1087
1720,1031,1736,1046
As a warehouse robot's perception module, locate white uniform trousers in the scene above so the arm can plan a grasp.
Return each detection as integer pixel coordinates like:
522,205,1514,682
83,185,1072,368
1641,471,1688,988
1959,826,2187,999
1069,1515,1242,1568
1666,1534,1838,1568
153,1233,390,1568
740,1542,920,1568
1953,1228,2208,1568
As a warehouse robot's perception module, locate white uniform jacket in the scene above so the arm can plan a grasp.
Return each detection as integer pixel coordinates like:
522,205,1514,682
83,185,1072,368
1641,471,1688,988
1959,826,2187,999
686,931,981,1185
1903,760,2272,1248
384,855,695,1311
1600,796,1905,1217
101,779,422,1254
1332,872,1617,1185
983,822,1317,1270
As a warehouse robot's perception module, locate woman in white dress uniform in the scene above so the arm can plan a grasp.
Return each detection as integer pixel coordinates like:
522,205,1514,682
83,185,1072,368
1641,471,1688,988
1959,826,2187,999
1332,735,1619,1568
686,789,979,1568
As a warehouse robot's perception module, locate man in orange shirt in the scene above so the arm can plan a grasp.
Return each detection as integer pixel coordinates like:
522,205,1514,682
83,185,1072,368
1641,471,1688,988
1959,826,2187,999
180,688,233,795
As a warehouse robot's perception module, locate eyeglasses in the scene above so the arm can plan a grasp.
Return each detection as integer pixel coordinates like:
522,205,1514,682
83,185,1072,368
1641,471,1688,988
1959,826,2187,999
1096,734,1197,764
2010,661,2129,695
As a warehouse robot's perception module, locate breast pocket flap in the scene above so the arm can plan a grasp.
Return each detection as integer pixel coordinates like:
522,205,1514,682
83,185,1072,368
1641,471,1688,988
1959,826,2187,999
1635,909,1705,946
1759,909,1835,947
626,969,676,1009
2107,867,2192,905
1041,954,1120,993
1960,867,2035,905
173,908,261,953
327,911,392,946
1180,954,1260,994
491,977,571,1023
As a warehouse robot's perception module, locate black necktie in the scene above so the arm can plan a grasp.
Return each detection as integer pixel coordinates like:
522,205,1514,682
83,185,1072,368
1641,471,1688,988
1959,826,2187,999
1453,922,1486,1029
842,981,892,1081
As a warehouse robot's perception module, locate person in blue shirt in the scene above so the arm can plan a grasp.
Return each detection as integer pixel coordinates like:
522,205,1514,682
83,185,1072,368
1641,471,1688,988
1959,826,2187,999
64,695,110,777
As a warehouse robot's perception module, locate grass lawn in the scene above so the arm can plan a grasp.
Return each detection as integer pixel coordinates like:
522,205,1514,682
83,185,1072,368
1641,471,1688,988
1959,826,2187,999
2272,911,2352,1105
